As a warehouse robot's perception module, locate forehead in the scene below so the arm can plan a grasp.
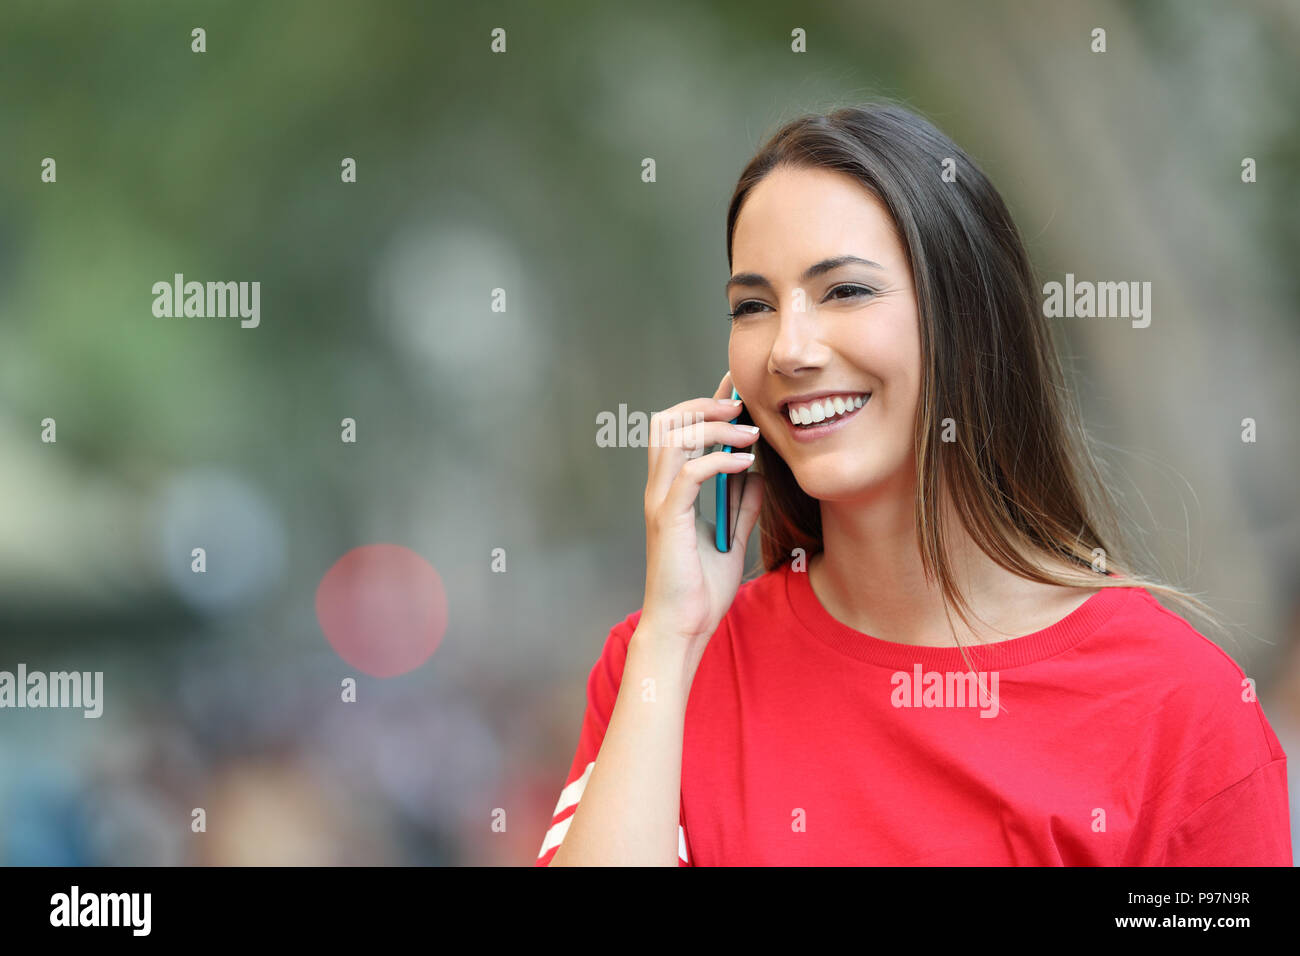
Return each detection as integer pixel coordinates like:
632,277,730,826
731,165,903,272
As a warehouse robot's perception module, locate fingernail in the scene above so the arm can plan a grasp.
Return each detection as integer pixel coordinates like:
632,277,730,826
738,424,759,433
732,452,754,461
725,398,743,405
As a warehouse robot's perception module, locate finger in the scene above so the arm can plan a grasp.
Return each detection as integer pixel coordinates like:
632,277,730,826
651,395,745,438
645,397,746,503
673,420,759,454
659,449,754,519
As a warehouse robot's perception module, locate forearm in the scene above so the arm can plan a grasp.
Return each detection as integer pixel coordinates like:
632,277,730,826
549,628,698,866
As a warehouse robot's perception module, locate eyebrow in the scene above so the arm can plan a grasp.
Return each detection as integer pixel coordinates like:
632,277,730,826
725,255,885,295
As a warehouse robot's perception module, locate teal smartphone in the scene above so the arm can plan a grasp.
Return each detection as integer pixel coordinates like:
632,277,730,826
714,387,751,551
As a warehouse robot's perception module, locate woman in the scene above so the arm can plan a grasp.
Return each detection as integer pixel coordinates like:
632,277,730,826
537,103,1292,866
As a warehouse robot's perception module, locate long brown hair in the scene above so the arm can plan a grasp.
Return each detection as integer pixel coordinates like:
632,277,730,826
726,102,1224,653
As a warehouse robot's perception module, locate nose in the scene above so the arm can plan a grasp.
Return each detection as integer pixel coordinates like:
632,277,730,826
767,292,831,376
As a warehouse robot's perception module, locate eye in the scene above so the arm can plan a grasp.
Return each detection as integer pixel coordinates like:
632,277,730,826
825,283,875,302
727,300,771,320
727,284,874,322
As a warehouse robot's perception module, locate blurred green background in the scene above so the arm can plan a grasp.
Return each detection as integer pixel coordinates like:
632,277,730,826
1,0,1298,865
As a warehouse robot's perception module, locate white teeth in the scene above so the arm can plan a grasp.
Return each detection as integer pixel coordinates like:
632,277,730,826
787,393,870,427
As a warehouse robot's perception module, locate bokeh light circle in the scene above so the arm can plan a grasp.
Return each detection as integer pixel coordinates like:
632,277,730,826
315,545,447,677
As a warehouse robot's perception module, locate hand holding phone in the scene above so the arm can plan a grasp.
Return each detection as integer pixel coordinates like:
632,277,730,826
637,371,762,650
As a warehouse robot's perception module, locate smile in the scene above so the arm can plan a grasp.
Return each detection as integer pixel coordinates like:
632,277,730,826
781,391,871,442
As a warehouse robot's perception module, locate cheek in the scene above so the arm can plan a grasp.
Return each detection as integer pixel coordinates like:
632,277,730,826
839,313,921,439
727,330,769,398
840,311,920,390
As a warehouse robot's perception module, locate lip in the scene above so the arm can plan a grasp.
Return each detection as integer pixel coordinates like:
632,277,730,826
778,389,872,412
782,393,871,443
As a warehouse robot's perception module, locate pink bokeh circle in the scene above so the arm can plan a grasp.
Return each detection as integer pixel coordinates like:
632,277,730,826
315,544,447,677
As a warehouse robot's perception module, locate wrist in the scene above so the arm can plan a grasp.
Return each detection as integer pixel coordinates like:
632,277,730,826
628,626,702,691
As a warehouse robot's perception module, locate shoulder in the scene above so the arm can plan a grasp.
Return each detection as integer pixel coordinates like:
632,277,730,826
1104,586,1283,762
1102,586,1291,859
1113,586,1251,687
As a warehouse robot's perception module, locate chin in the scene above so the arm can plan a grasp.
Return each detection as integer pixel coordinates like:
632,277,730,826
785,452,909,504
789,459,885,502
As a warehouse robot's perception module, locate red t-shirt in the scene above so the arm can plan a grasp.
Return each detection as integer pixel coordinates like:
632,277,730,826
536,563,1292,865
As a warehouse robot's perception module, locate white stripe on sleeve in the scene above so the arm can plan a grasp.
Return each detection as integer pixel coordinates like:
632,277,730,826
551,760,595,817
538,761,691,864
537,760,596,859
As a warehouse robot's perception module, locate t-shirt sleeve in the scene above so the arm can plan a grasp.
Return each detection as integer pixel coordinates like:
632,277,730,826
535,610,692,866
1118,594,1294,866
1161,757,1292,865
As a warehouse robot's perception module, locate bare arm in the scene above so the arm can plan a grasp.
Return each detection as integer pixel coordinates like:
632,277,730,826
548,370,763,866
549,630,700,866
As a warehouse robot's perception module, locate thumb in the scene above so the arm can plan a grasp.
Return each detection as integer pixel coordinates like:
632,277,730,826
732,470,765,553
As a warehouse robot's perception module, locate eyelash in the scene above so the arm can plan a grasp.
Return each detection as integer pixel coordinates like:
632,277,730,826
727,283,876,320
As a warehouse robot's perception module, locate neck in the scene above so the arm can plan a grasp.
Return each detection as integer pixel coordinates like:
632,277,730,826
811,479,1064,646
